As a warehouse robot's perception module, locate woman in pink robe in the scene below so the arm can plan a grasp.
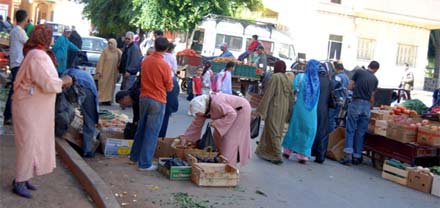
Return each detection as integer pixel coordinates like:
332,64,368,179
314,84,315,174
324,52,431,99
183,93,252,167
12,25,72,198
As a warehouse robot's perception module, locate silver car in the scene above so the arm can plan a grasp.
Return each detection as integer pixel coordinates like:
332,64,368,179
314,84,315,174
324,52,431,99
78,36,108,76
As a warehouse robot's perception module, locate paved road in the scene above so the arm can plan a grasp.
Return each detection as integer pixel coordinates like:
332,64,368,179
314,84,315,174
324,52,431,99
87,95,440,208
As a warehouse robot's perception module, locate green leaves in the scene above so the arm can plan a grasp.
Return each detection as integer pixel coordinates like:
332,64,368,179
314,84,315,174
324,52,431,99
81,0,261,37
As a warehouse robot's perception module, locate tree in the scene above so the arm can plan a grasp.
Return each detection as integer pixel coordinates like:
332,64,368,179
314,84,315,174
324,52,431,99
431,30,440,79
81,0,261,37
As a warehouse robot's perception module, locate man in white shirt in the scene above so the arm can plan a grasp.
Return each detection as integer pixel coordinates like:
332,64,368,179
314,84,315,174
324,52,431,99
3,10,28,125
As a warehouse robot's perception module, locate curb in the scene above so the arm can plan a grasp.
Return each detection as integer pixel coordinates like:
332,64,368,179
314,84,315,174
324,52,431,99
55,138,121,208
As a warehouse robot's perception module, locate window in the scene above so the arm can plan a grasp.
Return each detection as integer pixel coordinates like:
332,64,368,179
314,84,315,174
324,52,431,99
278,43,295,60
82,38,107,52
331,0,341,4
357,38,376,60
327,34,343,60
396,44,417,67
215,34,243,51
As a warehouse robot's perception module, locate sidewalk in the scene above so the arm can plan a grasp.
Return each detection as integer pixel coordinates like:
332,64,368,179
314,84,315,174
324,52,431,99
0,126,94,207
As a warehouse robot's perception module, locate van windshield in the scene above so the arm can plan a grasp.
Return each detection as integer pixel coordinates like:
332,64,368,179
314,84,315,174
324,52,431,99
278,43,295,60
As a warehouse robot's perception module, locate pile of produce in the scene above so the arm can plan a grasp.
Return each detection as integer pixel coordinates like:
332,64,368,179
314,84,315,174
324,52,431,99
176,49,200,57
193,156,222,163
430,166,440,175
387,114,428,128
0,32,9,39
99,110,115,119
389,105,418,116
401,99,428,114
213,57,257,67
162,158,190,168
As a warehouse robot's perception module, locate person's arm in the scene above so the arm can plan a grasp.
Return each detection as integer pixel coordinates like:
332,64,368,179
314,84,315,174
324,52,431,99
19,29,28,44
67,40,80,52
348,80,355,90
163,64,173,92
183,115,207,142
370,91,376,107
29,55,63,93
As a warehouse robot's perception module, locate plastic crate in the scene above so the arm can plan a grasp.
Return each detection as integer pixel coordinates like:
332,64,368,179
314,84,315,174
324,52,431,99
211,62,225,73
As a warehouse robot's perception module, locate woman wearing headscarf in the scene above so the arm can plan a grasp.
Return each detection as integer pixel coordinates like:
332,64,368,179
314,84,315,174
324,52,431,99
95,38,122,105
182,93,252,167
255,61,293,164
12,25,72,198
201,62,214,95
311,64,333,164
282,59,321,164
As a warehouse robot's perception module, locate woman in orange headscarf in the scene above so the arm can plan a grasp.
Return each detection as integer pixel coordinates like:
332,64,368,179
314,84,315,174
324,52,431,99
12,25,72,198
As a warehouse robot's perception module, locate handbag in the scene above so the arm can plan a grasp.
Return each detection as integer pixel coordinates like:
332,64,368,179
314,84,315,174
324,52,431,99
123,122,138,139
250,116,261,139
196,123,217,151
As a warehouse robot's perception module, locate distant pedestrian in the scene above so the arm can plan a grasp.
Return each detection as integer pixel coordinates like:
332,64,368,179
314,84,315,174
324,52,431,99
3,10,29,125
202,62,214,95
129,37,173,171
25,19,33,37
282,59,321,164
67,25,82,69
119,31,142,90
192,68,203,97
256,60,293,164
340,61,379,166
214,61,235,94
238,34,259,61
12,24,73,198
253,45,267,72
52,26,80,75
218,42,234,58
399,63,414,91
95,38,122,105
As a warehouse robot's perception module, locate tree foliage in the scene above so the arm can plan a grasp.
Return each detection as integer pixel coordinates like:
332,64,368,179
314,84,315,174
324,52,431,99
430,30,440,78
81,0,261,37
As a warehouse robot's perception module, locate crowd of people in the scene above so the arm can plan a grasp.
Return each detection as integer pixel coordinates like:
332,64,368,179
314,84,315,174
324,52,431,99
4,8,385,200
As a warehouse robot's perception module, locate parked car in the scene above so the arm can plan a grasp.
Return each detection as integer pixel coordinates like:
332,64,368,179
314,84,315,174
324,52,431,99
77,36,108,76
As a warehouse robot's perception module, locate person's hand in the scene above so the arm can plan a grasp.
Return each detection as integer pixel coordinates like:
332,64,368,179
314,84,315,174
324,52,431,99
124,72,130,77
95,72,102,79
61,75,73,88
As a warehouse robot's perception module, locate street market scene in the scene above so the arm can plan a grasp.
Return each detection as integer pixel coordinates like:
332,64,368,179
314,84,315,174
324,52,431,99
0,0,440,207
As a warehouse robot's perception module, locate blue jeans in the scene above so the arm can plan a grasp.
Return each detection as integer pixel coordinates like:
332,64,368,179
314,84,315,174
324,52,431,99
328,105,341,133
130,97,165,168
238,51,251,61
80,89,98,155
344,100,370,158
3,67,19,121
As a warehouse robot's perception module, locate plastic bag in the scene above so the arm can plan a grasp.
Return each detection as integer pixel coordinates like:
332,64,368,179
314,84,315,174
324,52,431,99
250,116,261,139
197,123,217,151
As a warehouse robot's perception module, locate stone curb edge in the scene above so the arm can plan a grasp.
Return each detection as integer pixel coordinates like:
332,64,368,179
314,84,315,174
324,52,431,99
55,138,121,208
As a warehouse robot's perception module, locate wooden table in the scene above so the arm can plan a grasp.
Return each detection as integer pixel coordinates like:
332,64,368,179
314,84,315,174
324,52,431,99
364,132,439,167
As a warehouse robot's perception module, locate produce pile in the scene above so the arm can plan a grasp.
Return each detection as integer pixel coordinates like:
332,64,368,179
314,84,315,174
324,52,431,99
162,158,190,168
0,32,9,40
212,57,256,67
387,114,428,128
380,105,418,116
400,99,428,114
176,49,200,57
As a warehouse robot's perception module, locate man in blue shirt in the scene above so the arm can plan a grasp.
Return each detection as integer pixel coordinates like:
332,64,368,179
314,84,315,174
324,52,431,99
328,63,350,132
53,26,80,75
219,42,234,58
63,68,99,158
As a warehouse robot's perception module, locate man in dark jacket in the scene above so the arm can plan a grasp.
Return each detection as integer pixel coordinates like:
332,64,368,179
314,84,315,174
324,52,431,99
119,31,142,90
67,25,82,69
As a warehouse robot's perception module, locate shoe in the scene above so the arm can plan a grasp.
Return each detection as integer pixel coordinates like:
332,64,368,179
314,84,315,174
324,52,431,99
138,164,157,171
352,157,363,165
12,179,37,191
3,119,12,125
12,181,32,198
339,153,352,166
282,153,290,159
298,159,307,164
314,159,324,164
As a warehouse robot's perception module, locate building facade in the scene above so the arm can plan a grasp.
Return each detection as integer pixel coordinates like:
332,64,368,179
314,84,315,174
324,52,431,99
263,0,440,90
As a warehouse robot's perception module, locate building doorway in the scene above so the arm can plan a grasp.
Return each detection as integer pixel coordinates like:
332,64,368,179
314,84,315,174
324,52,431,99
327,34,343,60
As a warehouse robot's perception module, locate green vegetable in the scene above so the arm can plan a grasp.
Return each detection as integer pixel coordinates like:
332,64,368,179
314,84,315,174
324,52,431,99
401,99,428,114
430,166,440,175
172,192,208,208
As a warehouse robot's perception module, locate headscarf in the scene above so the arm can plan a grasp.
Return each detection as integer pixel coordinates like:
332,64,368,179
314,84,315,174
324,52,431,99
23,24,57,66
303,59,321,111
202,61,212,76
189,94,210,115
108,38,117,51
274,60,286,73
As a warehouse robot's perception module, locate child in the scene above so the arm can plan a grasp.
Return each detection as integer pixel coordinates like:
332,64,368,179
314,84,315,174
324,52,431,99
192,68,203,97
202,62,214,95
238,34,260,61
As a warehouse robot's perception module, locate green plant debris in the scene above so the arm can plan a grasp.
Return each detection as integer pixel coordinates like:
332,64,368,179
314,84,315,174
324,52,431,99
172,192,208,208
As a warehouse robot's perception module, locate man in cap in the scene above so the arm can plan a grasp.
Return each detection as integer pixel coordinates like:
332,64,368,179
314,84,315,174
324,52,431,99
219,42,234,58
52,25,80,75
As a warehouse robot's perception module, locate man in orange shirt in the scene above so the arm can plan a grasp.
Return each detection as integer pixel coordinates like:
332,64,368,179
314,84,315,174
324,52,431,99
129,37,173,171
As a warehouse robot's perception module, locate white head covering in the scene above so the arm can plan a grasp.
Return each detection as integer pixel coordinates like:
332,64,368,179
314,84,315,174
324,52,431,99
189,95,210,115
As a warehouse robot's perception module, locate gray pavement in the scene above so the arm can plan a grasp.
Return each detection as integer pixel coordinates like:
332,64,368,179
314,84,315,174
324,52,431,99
87,95,439,208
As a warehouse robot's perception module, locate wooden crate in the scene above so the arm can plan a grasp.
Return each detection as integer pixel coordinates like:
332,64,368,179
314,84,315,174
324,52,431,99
191,163,239,187
386,122,417,143
381,162,408,186
417,126,440,147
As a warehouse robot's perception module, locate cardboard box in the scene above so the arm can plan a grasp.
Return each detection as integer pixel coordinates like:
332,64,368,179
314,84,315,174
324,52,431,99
432,174,440,197
381,161,408,186
154,138,176,158
327,139,345,161
328,127,345,150
158,157,192,181
417,126,440,147
386,122,417,143
368,119,376,133
407,168,434,193
371,110,391,120
103,138,133,157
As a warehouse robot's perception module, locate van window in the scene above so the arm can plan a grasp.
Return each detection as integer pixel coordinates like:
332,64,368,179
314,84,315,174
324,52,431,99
216,34,243,51
278,43,290,59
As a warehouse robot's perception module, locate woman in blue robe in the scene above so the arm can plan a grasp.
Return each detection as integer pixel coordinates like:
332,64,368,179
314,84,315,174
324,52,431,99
282,59,321,164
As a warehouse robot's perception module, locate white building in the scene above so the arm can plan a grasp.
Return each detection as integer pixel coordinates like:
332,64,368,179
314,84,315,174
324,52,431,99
263,0,440,89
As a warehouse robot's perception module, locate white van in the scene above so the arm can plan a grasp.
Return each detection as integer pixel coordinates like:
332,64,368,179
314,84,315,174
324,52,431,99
190,14,296,67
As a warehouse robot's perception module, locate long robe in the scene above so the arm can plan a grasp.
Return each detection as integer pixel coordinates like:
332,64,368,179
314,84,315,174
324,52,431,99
12,49,63,182
282,73,319,157
96,47,122,102
184,93,252,167
255,73,293,161
52,35,79,75
311,73,332,161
